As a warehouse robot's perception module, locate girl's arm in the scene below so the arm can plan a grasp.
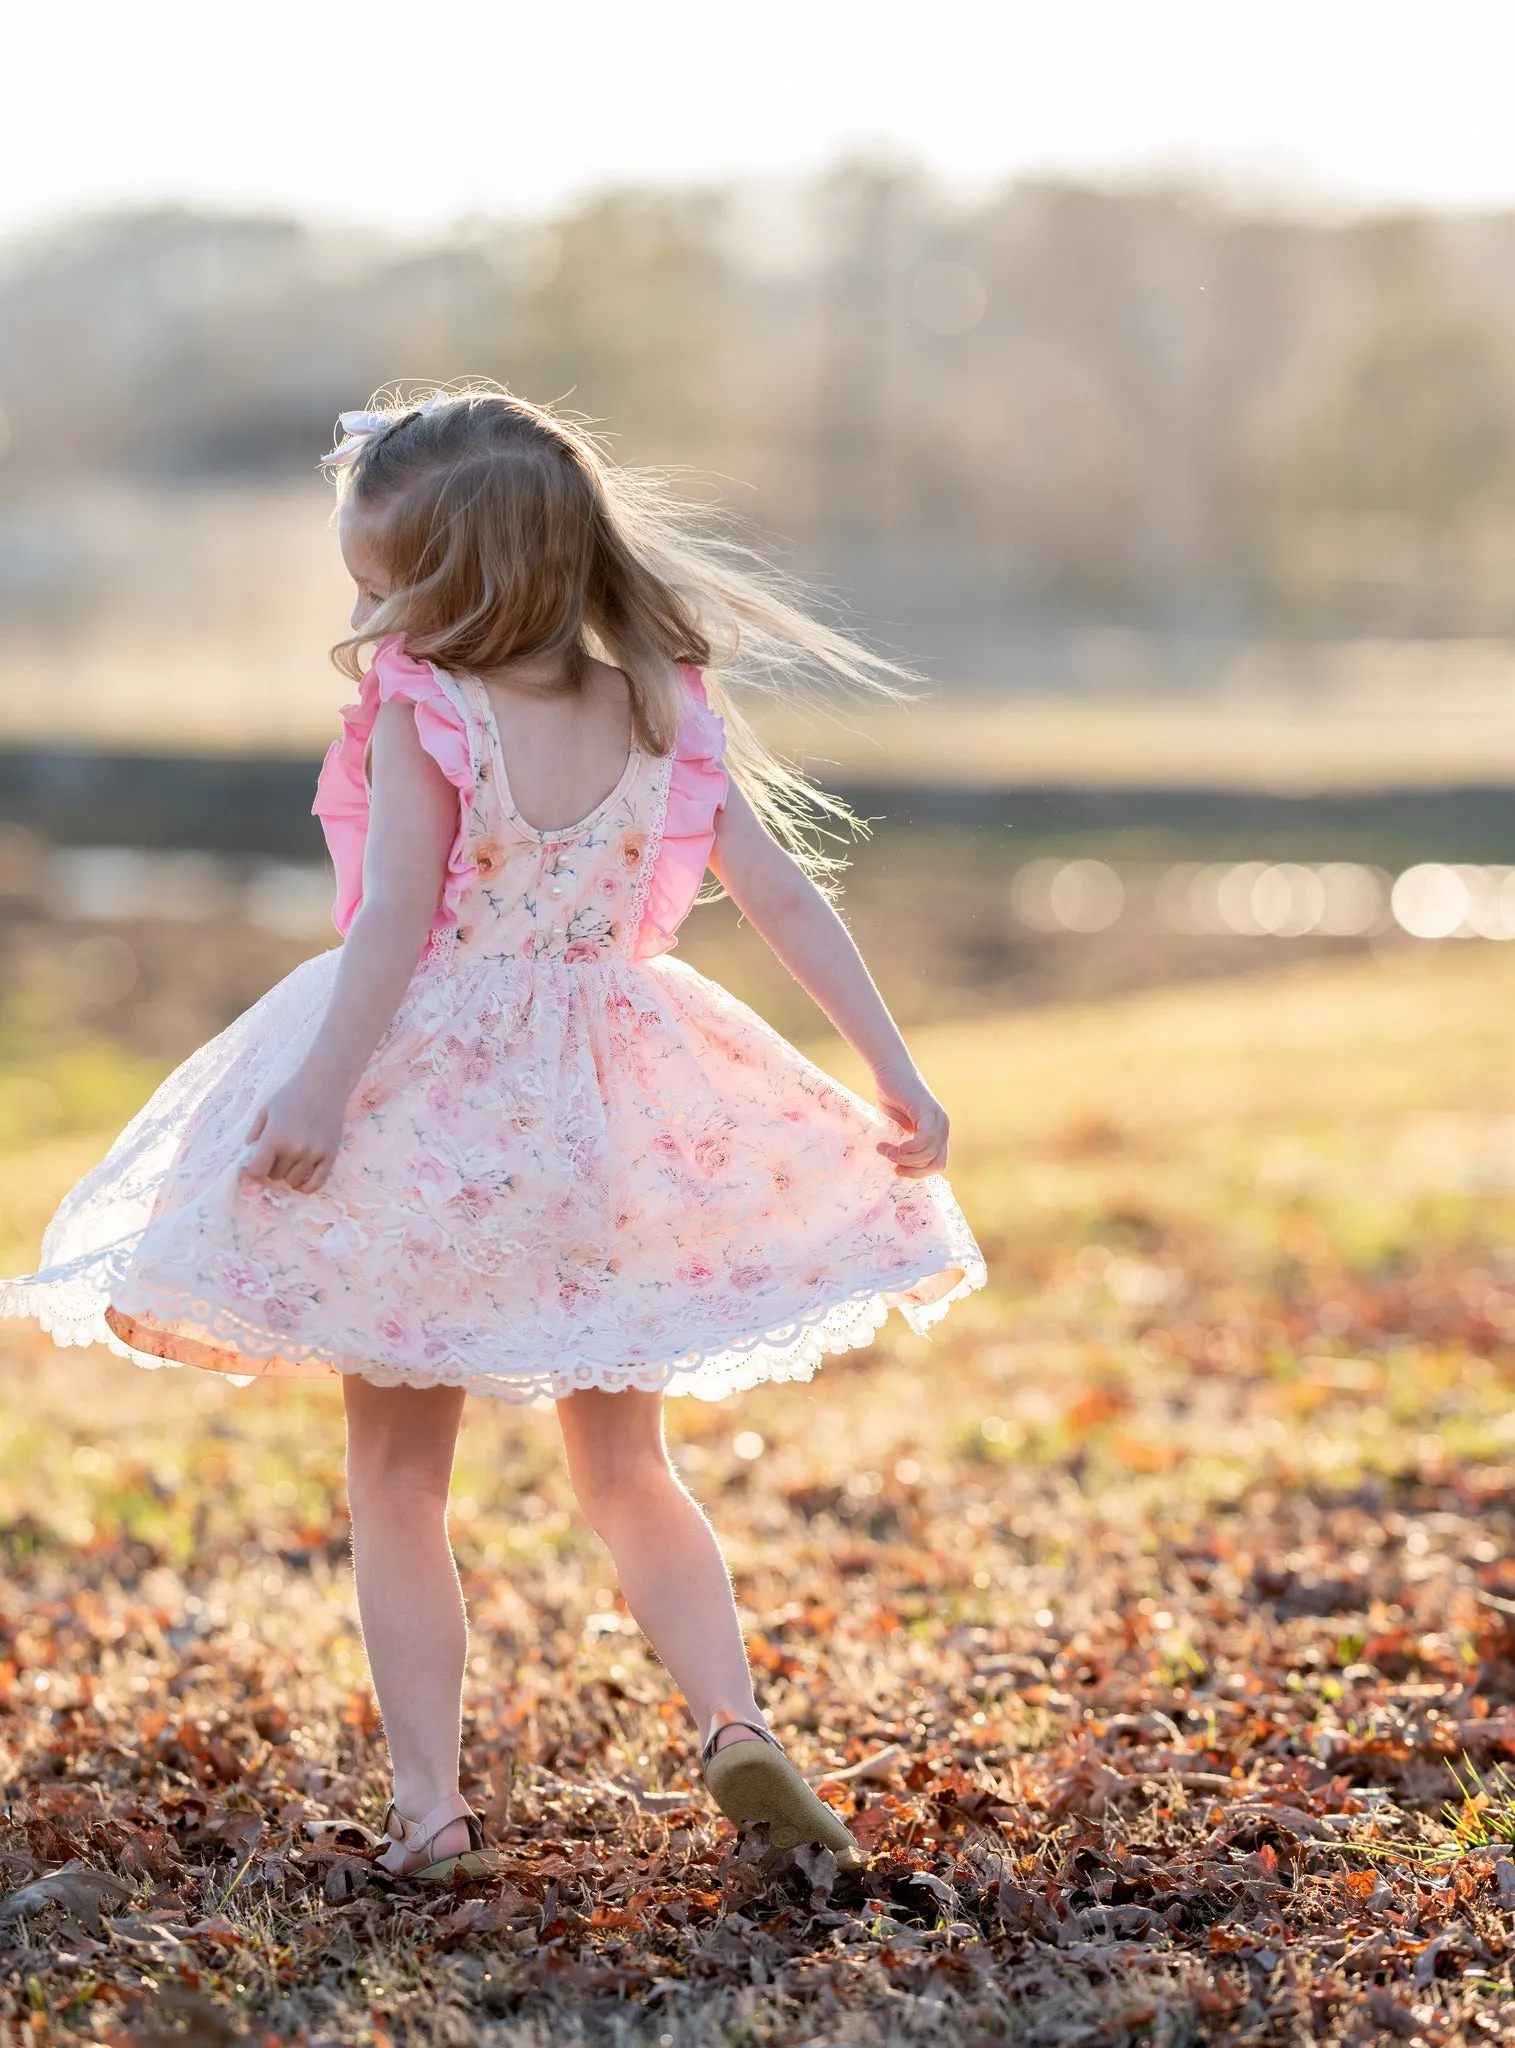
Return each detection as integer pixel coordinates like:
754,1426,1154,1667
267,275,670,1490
243,702,456,1192
707,784,949,1178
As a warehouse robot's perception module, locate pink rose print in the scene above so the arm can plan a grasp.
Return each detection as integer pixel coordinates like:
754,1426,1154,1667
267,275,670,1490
563,940,604,964
693,1134,732,1177
893,1194,931,1235
771,1165,793,1192
212,1255,269,1301
618,828,648,872
472,836,509,881
652,1132,681,1161
676,1256,717,1285
263,1291,309,1333
375,1312,412,1348
448,1185,494,1222
597,872,623,902
731,1263,772,1291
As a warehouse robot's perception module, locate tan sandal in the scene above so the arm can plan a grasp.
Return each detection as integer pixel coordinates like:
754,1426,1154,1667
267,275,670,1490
375,1791,498,1884
702,1710,862,1868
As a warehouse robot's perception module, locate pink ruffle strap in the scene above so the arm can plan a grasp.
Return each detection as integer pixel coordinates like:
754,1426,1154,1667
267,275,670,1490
633,667,729,960
312,636,477,936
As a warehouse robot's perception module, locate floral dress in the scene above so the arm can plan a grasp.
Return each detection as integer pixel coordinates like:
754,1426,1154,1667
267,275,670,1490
1,639,985,1401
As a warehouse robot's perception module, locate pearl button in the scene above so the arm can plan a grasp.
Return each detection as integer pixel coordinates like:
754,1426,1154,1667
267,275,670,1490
549,884,565,899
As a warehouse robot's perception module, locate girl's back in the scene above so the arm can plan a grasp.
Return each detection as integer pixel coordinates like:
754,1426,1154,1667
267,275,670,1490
477,656,635,833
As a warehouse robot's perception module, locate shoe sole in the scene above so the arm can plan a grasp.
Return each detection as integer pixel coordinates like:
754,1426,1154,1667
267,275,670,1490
402,1848,500,1885
704,1744,862,1867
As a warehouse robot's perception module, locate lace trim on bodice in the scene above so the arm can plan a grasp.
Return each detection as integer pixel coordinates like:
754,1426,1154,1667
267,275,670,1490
622,749,675,960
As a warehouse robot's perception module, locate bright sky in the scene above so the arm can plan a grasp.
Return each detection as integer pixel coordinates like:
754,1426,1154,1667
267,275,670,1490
7,0,1515,236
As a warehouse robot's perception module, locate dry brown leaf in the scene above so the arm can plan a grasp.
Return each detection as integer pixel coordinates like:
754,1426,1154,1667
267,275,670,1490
0,1860,133,1936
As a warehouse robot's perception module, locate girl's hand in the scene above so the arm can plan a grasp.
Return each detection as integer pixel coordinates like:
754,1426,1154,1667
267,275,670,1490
243,1075,346,1194
873,1061,950,1178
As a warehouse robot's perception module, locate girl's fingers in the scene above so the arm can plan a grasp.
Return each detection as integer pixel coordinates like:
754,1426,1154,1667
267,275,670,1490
245,1106,267,1144
877,1099,949,1174
277,1150,333,1194
882,1125,942,1159
279,1152,319,1192
882,1127,949,1176
246,1139,300,1187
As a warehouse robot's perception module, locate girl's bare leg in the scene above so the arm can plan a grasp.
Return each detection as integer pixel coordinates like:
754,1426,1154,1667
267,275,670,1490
557,1388,764,1752
343,1376,473,1857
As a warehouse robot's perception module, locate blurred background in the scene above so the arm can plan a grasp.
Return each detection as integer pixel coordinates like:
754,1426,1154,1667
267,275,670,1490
4,0,1515,1108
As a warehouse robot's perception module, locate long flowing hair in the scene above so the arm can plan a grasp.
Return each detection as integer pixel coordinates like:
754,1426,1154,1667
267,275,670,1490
325,382,910,882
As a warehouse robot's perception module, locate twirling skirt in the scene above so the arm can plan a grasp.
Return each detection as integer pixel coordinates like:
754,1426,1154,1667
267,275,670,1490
1,949,985,1403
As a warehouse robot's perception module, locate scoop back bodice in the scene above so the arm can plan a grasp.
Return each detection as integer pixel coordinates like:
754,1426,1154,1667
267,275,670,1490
452,674,674,966
312,637,729,967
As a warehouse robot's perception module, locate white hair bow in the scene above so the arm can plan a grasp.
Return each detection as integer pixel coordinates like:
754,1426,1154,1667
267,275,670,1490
325,390,452,469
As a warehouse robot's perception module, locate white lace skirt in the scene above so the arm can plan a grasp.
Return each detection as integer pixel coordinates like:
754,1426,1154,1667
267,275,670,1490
1,950,985,1402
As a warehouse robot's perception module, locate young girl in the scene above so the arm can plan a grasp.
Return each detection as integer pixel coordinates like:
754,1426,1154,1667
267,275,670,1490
1,387,984,1881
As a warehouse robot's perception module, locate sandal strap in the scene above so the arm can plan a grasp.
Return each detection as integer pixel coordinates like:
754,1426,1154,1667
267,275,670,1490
379,1790,483,1869
702,1713,781,1769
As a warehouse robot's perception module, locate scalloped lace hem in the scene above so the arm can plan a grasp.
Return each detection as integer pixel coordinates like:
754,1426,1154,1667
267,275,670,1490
0,1248,987,1405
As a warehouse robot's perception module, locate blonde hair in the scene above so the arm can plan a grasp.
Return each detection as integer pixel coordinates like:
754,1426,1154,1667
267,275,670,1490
325,382,909,882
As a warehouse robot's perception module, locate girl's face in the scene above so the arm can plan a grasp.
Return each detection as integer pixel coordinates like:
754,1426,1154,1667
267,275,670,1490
339,501,391,629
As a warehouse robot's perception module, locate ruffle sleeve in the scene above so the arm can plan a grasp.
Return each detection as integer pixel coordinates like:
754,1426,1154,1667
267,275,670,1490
632,666,729,960
311,635,477,937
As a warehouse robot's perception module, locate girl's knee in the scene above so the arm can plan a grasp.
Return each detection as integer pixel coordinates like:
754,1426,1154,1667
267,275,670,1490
558,1389,675,1529
567,1438,681,1531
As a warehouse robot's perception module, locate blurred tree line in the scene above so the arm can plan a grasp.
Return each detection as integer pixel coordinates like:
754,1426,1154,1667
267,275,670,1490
6,164,1515,655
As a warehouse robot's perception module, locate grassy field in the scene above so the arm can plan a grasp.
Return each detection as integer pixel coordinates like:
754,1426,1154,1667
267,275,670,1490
2,947,1515,2042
